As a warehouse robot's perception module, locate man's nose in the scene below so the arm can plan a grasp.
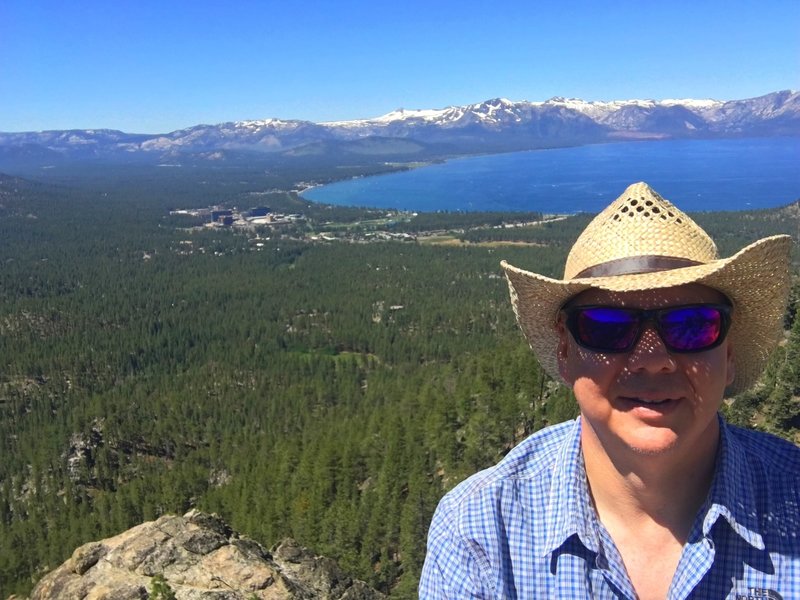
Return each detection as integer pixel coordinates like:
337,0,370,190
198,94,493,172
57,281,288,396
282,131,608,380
626,324,677,373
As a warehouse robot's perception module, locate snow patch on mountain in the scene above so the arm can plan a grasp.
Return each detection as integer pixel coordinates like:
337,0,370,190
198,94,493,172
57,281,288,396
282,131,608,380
0,91,796,162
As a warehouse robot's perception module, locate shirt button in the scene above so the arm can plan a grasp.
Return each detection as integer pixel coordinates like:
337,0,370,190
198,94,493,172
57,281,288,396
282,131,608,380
703,538,715,551
595,555,608,569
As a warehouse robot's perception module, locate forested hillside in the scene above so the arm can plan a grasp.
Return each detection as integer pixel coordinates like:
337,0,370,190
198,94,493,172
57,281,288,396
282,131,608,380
0,172,798,597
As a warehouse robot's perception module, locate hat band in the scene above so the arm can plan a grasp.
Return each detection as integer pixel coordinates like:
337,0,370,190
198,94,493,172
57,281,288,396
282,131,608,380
575,255,703,278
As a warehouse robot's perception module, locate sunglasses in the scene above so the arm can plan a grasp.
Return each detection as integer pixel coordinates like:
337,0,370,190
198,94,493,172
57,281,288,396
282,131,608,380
562,303,732,354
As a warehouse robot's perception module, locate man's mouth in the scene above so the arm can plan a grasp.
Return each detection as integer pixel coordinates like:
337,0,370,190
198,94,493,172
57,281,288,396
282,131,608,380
620,396,676,405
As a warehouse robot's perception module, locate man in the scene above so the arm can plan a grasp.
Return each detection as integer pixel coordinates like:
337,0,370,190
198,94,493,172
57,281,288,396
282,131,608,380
419,182,800,599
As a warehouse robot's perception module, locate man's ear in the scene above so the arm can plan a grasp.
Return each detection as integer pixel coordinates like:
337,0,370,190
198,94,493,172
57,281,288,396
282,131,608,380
726,342,735,387
556,317,572,384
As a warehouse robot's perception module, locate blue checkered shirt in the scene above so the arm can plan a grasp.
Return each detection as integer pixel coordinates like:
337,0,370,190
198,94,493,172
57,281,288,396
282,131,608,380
419,416,800,599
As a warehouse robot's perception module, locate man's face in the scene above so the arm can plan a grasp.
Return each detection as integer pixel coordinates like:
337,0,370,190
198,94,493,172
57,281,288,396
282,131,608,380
557,283,735,458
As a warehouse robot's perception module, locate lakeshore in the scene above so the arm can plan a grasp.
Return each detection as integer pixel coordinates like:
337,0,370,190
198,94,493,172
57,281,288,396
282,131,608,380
302,137,800,214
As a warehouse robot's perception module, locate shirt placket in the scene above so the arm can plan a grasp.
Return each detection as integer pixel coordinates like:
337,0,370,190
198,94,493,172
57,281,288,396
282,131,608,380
666,534,716,600
594,520,638,600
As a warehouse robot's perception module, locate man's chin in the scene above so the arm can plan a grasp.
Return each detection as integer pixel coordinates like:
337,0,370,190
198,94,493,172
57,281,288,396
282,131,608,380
617,428,682,456
627,439,680,456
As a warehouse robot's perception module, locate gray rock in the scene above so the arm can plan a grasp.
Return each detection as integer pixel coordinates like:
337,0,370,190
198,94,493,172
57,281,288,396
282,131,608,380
28,510,384,600
175,527,227,556
272,540,352,599
71,543,108,575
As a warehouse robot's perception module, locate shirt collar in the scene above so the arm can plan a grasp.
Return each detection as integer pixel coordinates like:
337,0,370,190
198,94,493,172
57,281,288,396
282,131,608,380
540,417,600,557
701,416,765,550
539,415,765,559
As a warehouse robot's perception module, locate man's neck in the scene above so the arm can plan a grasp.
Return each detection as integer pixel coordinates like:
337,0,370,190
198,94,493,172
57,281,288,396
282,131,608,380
579,418,721,600
580,417,719,537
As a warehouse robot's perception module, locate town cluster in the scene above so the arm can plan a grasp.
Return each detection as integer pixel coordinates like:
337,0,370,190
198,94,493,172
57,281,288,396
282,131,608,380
169,206,303,228
168,203,421,244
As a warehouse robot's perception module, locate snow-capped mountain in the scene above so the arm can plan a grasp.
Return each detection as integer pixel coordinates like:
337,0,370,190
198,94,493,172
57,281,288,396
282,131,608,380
137,119,334,153
320,92,799,138
0,91,797,166
321,97,608,143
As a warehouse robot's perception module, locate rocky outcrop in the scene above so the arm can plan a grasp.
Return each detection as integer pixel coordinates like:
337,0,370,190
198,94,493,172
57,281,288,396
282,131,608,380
27,510,384,600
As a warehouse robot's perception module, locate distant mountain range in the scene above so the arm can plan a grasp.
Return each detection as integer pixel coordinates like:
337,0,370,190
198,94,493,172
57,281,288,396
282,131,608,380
1,90,798,168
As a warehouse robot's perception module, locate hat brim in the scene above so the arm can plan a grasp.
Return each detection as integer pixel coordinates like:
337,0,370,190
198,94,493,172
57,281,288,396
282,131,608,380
501,235,792,395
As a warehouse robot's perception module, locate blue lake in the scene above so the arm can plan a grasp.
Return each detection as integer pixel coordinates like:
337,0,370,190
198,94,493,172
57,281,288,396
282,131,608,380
302,137,800,213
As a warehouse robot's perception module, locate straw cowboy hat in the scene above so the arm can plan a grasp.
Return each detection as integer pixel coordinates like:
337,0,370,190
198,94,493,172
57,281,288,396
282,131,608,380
501,182,792,394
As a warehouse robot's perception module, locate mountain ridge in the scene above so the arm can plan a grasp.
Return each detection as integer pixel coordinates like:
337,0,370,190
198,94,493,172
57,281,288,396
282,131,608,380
0,90,797,167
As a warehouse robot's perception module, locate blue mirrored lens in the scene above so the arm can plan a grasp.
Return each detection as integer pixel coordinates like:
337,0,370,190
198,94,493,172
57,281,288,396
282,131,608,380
567,304,728,353
658,306,722,351
576,307,639,351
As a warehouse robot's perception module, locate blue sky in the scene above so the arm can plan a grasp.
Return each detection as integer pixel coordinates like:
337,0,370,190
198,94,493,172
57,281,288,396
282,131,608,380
1,0,798,134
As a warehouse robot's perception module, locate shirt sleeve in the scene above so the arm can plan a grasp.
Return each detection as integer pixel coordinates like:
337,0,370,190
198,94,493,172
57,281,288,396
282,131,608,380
418,495,494,599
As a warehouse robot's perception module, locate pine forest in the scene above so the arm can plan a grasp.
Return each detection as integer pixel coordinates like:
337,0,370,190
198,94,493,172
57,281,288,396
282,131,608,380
1,166,799,598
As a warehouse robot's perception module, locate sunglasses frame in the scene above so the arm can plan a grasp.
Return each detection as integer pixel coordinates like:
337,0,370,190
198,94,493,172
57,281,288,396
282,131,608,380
562,303,733,354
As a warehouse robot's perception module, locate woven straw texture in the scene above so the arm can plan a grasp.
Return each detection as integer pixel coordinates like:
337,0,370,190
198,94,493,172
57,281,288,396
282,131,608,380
501,182,792,395
564,182,717,279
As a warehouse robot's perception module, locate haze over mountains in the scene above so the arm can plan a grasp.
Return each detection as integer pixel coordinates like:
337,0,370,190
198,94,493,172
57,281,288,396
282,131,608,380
0,90,798,168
